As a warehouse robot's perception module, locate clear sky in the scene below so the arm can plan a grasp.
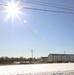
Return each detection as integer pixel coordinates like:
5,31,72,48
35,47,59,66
0,0,74,58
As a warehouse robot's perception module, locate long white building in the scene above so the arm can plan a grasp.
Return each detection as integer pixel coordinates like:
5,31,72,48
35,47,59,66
48,54,74,63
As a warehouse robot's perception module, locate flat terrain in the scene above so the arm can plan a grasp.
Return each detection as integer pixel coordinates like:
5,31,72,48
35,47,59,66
0,63,74,75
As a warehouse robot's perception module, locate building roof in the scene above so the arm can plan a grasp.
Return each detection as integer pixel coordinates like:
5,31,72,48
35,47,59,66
40,57,48,59
48,54,74,56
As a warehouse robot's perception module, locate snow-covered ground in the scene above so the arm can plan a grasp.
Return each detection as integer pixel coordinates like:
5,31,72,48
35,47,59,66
1,71,74,75
0,63,74,75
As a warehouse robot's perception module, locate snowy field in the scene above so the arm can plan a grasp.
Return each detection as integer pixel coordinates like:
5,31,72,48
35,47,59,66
0,63,74,75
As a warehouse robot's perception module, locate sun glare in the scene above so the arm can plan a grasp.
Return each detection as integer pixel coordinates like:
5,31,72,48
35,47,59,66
5,0,21,20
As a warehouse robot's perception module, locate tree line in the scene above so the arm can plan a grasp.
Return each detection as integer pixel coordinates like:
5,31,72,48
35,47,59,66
0,57,38,65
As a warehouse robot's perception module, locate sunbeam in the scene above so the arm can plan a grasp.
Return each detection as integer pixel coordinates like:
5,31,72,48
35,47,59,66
5,0,22,21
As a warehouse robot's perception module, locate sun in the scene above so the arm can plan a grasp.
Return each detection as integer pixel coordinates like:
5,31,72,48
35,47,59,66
5,0,21,20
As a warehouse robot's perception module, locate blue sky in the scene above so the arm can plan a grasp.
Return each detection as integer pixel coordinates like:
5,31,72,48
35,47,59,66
0,0,74,57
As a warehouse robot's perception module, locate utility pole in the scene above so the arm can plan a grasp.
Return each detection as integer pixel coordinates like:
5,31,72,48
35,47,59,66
64,51,66,54
31,49,33,59
31,49,33,63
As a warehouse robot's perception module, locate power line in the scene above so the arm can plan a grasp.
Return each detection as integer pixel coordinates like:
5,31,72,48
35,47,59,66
27,0,73,9
1,0,74,11
0,3,74,14
21,6,74,14
17,0,71,8
0,4,7,6
17,0,74,11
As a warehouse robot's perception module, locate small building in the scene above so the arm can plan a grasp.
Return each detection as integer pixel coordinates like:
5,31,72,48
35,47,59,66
48,54,74,63
40,57,48,63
